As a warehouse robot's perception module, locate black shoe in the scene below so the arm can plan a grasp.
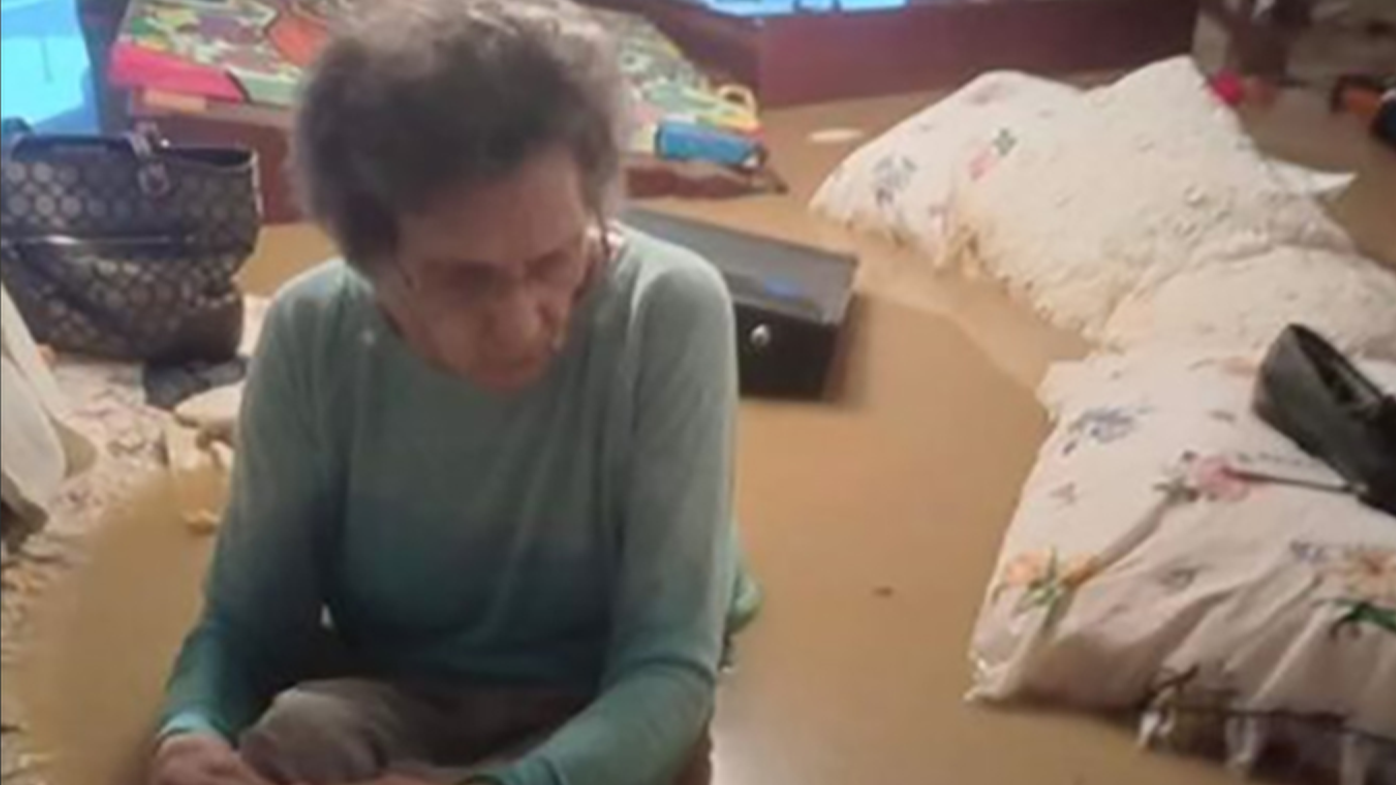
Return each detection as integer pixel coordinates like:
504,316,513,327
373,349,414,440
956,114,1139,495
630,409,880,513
1252,325,1396,516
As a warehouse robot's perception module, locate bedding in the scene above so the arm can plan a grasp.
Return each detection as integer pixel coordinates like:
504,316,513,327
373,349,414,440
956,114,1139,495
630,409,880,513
1104,246,1396,359
969,349,1396,783
812,57,1396,359
810,71,1080,259
1,285,95,541
944,58,1358,339
816,53,1396,783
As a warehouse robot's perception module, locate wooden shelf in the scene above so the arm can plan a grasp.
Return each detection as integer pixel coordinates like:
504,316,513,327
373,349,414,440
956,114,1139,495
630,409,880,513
587,0,1200,106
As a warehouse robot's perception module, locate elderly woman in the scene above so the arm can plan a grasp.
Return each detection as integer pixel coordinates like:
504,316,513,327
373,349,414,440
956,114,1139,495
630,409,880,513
147,2,756,784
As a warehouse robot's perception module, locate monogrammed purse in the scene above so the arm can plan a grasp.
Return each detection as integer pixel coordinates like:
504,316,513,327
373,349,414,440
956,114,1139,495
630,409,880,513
0,122,260,363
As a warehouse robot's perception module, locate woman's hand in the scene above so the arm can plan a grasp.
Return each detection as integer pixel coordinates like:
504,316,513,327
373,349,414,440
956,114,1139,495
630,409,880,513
149,734,272,785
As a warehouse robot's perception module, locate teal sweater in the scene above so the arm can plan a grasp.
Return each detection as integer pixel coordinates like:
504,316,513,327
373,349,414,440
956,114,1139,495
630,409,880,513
160,231,743,785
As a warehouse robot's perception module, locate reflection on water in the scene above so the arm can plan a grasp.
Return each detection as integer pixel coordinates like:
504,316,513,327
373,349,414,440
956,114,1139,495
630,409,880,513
19,472,221,785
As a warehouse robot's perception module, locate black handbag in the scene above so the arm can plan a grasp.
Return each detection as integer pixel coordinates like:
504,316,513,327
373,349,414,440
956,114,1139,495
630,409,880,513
0,122,260,363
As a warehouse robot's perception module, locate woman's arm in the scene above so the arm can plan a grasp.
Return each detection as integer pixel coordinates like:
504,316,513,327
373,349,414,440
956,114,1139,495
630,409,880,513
479,258,739,785
159,297,336,742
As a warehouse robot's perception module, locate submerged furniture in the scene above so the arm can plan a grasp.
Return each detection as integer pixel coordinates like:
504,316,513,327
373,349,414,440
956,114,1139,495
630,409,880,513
623,207,856,400
109,0,770,222
583,0,1201,106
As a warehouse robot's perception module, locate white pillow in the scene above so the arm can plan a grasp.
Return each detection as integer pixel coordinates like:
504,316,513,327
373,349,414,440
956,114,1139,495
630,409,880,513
946,57,1355,338
814,58,1395,360
1104,246,1396,360
970,349,1396,782
810,71,1080,259
1,285,96,525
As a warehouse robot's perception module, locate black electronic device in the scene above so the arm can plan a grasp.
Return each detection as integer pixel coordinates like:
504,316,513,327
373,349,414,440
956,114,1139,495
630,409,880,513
622,208,856,400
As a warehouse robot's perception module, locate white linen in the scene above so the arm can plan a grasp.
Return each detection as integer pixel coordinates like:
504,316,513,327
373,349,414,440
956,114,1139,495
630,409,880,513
970,349,1396,782
0,285,95,526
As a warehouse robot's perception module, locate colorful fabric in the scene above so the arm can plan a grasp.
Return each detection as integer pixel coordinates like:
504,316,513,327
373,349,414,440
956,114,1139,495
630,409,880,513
594,8,759,153
111,0,301,106
109,0,763,156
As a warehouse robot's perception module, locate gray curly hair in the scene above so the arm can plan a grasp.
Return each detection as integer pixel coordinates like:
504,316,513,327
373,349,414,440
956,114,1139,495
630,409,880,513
291,0,629,274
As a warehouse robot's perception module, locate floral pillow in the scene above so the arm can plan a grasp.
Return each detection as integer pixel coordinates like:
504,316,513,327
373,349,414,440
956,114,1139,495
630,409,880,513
809,71,1080,260
944,58,1357,341
1102,245,1396,361
969,349,1396,783
813,58,1396,361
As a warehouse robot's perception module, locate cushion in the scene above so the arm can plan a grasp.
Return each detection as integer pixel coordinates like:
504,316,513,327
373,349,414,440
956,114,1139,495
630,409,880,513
969,349,1396,782
1103,246,1396,359
814,58,1396,359
1,284,95,532
810,71,1080,259
945,57,1357,340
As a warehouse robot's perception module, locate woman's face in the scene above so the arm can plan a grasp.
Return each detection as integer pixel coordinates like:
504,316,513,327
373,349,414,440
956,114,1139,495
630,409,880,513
381,145,601,392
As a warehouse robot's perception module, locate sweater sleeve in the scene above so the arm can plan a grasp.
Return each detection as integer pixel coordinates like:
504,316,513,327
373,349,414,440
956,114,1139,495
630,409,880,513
158,296,336,742
482,260,738,785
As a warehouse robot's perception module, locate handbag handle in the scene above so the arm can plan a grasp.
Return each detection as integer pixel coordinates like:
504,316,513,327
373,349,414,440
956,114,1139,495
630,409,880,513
1,118,36,160
2,123,175,197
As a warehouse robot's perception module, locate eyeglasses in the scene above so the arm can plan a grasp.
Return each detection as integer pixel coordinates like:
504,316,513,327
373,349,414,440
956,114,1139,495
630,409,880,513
396,220,614,316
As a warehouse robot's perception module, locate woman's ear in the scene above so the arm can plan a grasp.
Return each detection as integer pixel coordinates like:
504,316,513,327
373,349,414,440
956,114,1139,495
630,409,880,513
573,221,612,305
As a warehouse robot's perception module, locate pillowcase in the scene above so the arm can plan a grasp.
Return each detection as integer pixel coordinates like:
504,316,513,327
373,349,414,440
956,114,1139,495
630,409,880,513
813,57,1396,360
969,349,1396,783
810,71,1080,259
1,284,96,532
1103,246,1396,359
945,57,1355,340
